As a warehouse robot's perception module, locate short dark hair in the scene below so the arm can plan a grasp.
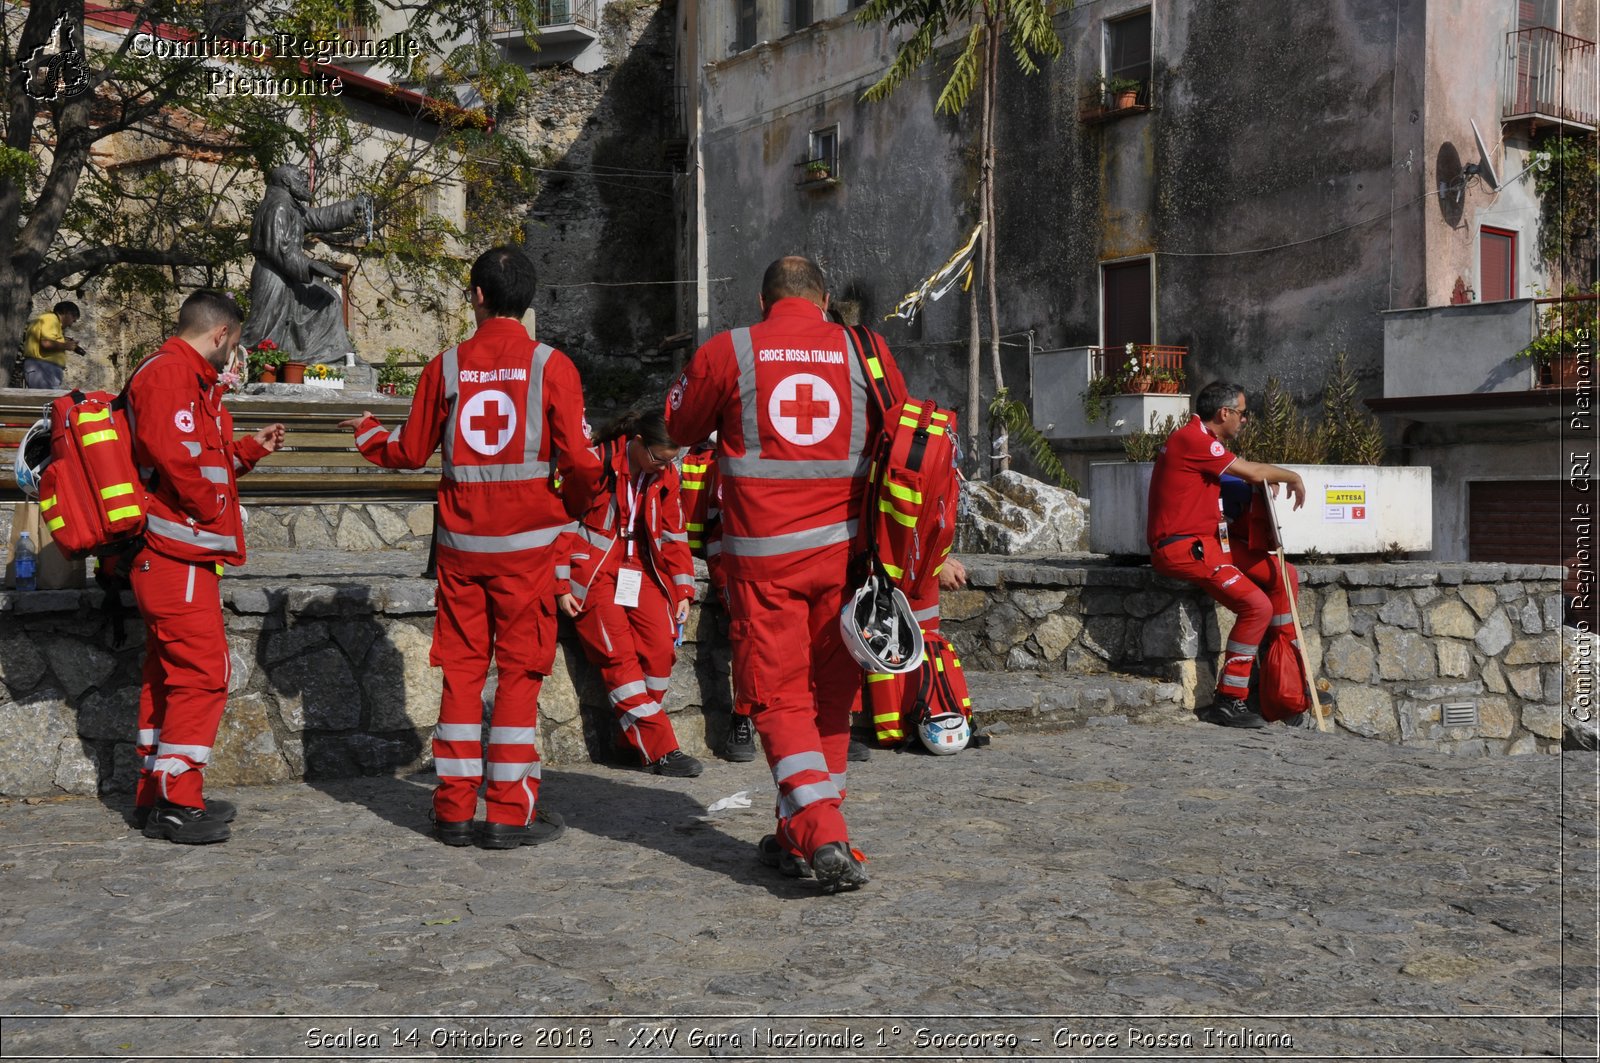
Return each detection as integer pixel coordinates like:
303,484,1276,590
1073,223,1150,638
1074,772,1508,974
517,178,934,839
470,246,537,317
761,256,827,307
52,301,80,319
1196,380,1245,421
176,289,243,334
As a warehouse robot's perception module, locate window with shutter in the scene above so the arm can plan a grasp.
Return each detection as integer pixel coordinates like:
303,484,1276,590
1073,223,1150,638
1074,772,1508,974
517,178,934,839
1480,227,1516,302
1102,259,1153,350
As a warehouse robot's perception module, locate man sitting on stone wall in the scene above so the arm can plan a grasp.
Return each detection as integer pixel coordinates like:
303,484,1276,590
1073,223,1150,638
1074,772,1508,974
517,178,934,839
1146,380,1307,729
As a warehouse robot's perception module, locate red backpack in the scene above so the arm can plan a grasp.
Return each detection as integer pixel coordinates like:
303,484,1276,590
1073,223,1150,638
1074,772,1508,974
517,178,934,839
845,326,961,602
1256,627,1310,721
36,389,149,558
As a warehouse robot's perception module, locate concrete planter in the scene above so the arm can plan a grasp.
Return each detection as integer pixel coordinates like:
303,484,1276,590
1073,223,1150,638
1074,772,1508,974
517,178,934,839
1089,462,1434,555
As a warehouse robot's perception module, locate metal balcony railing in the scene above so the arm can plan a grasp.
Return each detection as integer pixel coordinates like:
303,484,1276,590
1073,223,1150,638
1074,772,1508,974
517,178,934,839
1504,26,1598,130
489,0,599,34
1090,344,1188,391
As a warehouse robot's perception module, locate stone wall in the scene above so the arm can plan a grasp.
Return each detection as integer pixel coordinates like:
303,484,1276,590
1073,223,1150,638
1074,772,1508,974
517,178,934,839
942,559,1569,756
0,566,732,800
243,503,435,554
0,557,1573,798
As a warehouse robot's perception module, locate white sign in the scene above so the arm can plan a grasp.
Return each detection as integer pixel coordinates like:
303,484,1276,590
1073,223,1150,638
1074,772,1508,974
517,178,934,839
1322,482,1369,524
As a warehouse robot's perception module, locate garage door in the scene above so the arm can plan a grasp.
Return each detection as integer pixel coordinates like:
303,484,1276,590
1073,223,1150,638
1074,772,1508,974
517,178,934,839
1470,479,1589,627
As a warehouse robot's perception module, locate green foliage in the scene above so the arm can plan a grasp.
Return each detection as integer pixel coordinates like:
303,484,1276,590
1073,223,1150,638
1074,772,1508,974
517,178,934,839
1518,283,1600,365
1080,372,1121,425
1532,135,1599,276
1236,362,1389,466
1121,412,1179,463
1319,352,1387,465
0,0,543,381
1236,379,1329,465
379,348,425,394
856,0,1066,115
989,387,1078,491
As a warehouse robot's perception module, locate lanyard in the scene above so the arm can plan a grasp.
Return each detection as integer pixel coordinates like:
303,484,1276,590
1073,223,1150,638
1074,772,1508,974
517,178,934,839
622,473,648,559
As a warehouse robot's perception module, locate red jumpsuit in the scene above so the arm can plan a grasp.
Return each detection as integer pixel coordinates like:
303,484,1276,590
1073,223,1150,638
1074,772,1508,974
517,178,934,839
1146,415,1299,706
127,339,270,812
353,318,599,826
680,443,753,726
666,297,907,861
558,441,696,763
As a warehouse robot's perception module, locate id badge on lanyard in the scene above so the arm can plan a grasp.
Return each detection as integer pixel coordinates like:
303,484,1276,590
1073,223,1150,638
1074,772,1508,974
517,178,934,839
615,473,647,608
615,565,643,608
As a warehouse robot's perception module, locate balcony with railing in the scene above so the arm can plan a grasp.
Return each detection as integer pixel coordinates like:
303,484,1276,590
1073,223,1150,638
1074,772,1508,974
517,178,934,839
1031,344,1190,440
1503,26,1598,132
490,0,600,50
1376,294,1596,421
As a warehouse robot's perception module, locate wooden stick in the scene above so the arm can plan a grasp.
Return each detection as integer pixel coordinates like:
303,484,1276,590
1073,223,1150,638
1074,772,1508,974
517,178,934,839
1261,483,1329,732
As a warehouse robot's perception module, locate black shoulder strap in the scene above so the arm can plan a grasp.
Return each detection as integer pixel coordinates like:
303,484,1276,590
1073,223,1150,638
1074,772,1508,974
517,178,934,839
601,438,619,494
845,325,896,417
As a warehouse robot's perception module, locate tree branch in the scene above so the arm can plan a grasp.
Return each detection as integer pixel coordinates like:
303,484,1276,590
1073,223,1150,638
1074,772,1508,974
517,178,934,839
34,244,212,288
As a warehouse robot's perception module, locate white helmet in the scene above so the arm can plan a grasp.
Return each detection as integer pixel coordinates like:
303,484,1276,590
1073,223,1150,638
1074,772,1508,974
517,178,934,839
918,710,970,755
839,574,924,675
14,418,51,500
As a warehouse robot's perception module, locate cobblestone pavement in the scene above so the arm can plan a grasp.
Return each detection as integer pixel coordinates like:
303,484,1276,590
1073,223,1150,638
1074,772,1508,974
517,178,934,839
1,724,1595,1062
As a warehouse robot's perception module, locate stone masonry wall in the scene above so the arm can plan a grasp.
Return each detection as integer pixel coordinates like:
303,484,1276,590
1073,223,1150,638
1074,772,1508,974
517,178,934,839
0,558,1570,798
0,566,732,800
942,559,1568,757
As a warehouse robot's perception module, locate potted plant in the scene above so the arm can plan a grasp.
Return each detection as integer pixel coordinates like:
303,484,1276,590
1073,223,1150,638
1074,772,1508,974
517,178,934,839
1150,365,1185,394
304,362,345,390
279,350,308,384
1118,349,1152,393
378,350,419,395
247,340,286,383
1107,76,1141,109
1518,283,1598,388
804,158,832,182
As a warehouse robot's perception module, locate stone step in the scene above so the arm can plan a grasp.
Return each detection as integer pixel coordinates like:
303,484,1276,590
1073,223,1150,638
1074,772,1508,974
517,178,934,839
964,668,1190,735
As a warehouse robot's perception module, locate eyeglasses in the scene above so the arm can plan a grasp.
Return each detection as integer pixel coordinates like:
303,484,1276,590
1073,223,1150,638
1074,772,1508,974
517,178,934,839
1222,405,1249,421
643,446,679,467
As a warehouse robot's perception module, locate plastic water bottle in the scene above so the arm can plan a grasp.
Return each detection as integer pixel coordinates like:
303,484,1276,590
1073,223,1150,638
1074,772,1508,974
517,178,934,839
14,531,37,592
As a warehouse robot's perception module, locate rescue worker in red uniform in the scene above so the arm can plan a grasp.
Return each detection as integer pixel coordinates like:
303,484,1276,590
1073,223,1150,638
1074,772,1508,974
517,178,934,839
129,290,285,843
556,409,704,776
1147,380,1307,729
341,247,600,848
680,437,758,762
666,256,908,893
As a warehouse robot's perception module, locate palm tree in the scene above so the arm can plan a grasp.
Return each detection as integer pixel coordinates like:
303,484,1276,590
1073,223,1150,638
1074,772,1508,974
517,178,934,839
857,0,1068,473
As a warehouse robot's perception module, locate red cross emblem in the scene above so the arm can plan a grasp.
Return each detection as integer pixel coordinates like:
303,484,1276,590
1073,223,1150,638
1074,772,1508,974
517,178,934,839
767,373,840,446
460,389,518,456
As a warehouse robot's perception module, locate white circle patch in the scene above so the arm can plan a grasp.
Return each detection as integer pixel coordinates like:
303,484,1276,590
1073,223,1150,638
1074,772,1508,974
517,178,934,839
767,373,840,446
174,409,194,433
459,389,519,456
1210,441,1226,457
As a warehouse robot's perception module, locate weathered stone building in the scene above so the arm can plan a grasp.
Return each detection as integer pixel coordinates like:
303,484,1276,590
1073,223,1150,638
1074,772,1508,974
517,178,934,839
682,0,1598,567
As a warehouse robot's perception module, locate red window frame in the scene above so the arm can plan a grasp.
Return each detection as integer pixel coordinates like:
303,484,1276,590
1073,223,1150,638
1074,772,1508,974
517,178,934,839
1479,226,1516,302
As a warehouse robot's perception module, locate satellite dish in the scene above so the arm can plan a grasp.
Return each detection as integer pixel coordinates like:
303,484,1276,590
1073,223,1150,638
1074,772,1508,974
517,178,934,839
1466,118,1501,192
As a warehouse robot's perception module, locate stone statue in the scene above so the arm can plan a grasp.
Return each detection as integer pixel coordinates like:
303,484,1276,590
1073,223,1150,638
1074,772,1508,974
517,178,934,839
240,165,370,365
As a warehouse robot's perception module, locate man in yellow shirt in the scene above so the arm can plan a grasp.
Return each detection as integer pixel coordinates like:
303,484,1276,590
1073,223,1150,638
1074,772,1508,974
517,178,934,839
22,301,84,389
